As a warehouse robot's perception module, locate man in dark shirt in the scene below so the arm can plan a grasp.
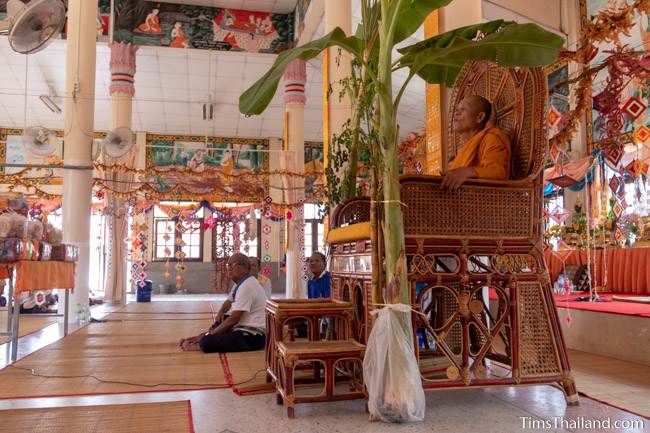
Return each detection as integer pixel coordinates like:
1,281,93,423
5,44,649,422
307,252,331,299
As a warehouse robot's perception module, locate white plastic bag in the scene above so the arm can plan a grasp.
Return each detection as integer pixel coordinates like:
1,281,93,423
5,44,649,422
363,303,425,423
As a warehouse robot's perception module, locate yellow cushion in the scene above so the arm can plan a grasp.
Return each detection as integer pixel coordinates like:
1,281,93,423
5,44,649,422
326,221,371,244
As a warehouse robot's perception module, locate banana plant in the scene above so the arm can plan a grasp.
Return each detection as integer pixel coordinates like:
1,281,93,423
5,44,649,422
240,0,564,303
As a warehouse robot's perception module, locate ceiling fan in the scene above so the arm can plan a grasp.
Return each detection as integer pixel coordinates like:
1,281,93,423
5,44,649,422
101,127,135,158
22,126,57,157
0,0,66,54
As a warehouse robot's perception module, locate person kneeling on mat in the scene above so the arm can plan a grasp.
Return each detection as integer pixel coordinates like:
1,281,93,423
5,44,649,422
179,253,266,353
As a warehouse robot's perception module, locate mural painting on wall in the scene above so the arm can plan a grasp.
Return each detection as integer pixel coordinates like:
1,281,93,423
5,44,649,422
145,135,268,201
582,0,650,148
0,1,110,39
114,0,294,53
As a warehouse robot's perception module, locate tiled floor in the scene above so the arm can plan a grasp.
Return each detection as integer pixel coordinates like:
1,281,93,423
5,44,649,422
0,299,647,433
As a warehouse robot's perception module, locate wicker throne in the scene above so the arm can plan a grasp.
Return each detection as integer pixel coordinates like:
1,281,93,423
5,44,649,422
328,60,578,404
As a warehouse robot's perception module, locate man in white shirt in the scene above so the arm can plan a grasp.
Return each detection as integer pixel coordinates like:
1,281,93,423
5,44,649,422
249,256,272,298
179,253,267,353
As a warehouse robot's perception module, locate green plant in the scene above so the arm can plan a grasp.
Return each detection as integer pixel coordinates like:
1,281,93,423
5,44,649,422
239,0,564,303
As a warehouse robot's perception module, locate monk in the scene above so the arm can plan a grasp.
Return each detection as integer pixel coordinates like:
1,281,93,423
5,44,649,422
441,95,511,191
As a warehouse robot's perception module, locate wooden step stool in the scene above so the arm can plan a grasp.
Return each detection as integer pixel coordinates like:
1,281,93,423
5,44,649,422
275,339,367,418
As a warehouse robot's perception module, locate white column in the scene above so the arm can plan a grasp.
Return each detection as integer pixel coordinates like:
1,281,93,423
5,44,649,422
323,0,352,175
283,60,307,299
61,0,99,319
103,42,138,303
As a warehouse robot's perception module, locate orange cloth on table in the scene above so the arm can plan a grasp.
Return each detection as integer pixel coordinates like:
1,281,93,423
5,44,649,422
544,248,649,295
13,261,75,296
449,127,511,180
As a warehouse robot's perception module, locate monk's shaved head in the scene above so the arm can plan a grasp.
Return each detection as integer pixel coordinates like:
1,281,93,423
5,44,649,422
466,95,492,128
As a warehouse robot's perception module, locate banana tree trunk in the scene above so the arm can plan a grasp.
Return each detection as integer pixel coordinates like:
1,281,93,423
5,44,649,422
378,0,408,304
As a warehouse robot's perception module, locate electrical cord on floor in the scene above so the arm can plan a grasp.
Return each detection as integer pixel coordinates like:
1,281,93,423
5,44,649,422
7,364,267,388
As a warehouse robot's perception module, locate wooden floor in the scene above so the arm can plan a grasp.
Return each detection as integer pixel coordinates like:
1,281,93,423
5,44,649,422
0,401,194,433
569,349,650,418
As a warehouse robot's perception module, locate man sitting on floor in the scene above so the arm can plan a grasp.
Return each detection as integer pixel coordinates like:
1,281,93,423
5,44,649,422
179,253,266,353
441,95,511,190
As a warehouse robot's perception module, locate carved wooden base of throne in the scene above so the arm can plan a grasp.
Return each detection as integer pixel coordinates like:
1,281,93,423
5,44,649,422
412,253,579,405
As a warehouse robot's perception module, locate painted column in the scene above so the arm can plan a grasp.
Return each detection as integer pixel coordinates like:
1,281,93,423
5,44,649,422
60,0,99,319
323,0,352,179
425,12,443,175
103,42,138,303
438,0,482,172
283,60,307,299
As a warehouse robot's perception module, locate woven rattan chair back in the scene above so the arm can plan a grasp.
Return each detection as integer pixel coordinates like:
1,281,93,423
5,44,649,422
447,61,548,181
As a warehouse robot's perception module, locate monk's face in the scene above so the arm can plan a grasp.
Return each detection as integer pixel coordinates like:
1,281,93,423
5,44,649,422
454,97,487,134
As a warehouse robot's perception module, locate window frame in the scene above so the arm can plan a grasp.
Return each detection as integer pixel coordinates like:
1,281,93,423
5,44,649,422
153,216,204,262
212,217,262,261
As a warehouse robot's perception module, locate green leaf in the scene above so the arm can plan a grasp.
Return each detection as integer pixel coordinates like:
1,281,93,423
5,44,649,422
400,22,564,86
239,28,362,116
394,0,454,44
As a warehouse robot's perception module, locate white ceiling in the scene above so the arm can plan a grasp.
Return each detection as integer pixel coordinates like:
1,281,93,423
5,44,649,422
0,0,426,141
157,0,297,13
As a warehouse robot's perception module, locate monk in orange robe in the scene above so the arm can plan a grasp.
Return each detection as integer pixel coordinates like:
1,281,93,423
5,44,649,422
137,9,162,33
441,95,511,190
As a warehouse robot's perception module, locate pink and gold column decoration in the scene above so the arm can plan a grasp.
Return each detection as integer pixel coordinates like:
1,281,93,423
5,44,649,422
283,59,307,298
104,41,139,303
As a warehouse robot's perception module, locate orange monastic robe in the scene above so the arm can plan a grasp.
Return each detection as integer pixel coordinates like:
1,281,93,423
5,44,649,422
449,127,511,180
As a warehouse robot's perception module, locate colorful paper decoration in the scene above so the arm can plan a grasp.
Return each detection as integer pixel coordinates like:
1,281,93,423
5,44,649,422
34,291,45,306
592,91,612,112
634,125,650,143
625,160,641,178
620,198,628,210
614,227,624,243
602,146,624,169
550,205,571,224
549,143,561,163
612,200,623,219
621,97,646,120
608,175,621,195
548,106,561,127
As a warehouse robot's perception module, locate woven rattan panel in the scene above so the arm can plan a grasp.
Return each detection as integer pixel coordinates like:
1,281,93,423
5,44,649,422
439,284,461,354
401,182,533,239
517,281,561,377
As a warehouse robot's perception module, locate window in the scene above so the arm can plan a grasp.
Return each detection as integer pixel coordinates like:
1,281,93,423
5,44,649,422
213,213,261,260
304,203,326,256
153,204,204,261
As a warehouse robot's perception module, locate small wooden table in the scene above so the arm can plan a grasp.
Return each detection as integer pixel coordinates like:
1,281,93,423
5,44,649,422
0,261,75,362
275,339,367,418
265,298,354,383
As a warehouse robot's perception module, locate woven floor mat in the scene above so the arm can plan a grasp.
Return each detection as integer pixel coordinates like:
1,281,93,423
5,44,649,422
0,304,229,399
0,401,194,433
0,313,58,344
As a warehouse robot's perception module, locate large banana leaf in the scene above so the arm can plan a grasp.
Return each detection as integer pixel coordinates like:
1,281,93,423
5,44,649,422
393,0,454,44
239,28,361,116
399,22,564,86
